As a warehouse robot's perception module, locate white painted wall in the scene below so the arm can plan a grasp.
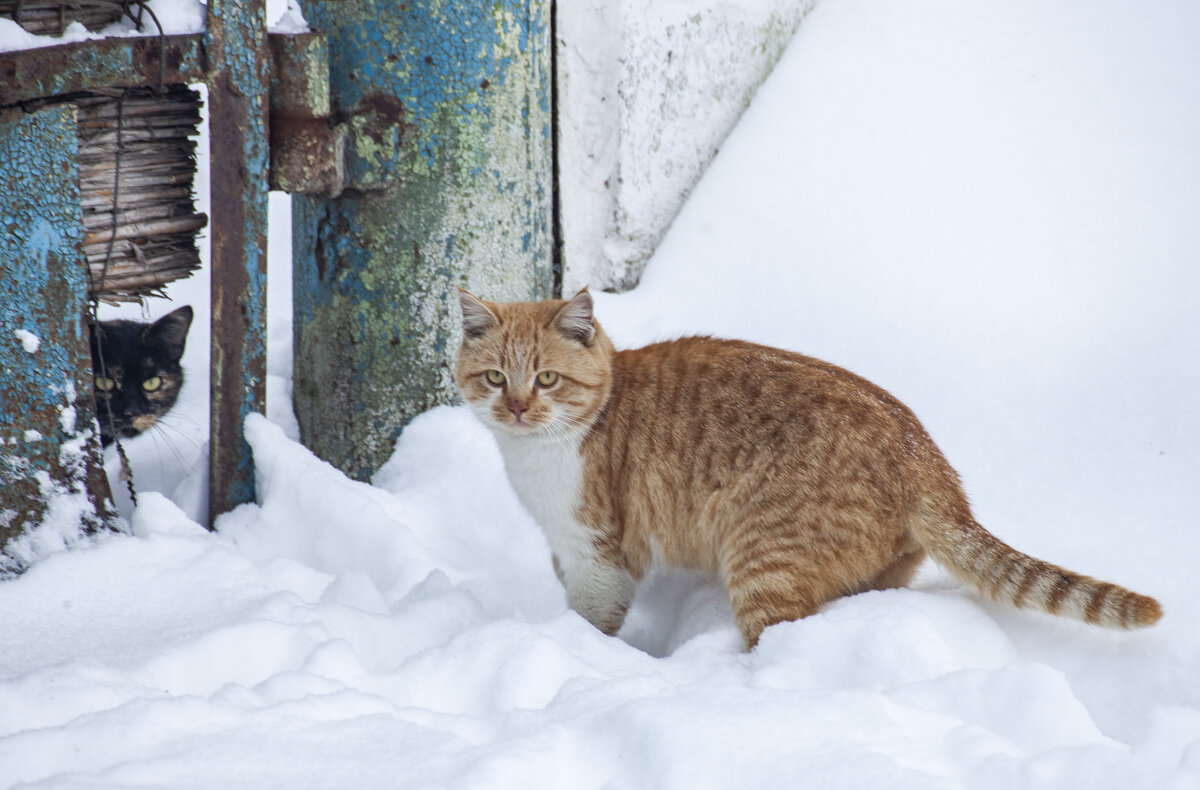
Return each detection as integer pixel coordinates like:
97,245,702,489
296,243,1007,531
557,0,815,294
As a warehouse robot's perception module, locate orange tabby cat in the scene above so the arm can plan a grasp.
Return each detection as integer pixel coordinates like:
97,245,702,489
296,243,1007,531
456,289,1162,648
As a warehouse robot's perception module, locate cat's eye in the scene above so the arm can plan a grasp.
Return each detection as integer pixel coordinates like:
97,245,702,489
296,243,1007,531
536,371,559,387
142,376,163,392
94,376,116,392
485,370,506,386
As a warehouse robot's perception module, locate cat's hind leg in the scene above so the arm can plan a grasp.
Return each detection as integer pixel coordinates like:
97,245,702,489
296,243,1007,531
719,539,826,649
864,546,926,592
723,567,822,649
724,540,925,647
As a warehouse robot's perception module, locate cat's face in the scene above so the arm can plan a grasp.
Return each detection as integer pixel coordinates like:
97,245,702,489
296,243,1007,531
89,305,192,446
456,290,613,438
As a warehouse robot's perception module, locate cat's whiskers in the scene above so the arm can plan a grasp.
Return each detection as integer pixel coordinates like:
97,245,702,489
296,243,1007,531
146,424,191,474
152,416,203,450
547,413,591,441
539,419,573,447
157,402,203,431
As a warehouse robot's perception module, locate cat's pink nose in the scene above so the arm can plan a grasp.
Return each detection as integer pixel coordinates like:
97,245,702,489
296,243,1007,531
509,401,528,420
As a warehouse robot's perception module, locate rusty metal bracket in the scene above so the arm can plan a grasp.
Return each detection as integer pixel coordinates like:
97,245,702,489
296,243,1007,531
269,117,347,196
267,32,345,196
268,31,421,199
269,32,330,119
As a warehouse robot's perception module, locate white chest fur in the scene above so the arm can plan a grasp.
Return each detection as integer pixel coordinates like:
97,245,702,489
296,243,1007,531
491,426,637,634
492,431,595,577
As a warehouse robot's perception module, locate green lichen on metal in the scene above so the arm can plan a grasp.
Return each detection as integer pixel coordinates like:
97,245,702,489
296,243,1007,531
0,105,113,564
292,0,552,480
269,32,331,119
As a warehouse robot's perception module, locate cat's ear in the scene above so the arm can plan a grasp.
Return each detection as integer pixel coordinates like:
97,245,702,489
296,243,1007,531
553,289,595,345
458,289,500,340
147,305,193,360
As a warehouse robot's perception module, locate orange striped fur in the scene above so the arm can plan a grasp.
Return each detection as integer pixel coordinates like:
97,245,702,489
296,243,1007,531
456,290,1162,648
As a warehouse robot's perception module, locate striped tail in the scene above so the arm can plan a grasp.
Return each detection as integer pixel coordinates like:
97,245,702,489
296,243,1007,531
912,510,1162,629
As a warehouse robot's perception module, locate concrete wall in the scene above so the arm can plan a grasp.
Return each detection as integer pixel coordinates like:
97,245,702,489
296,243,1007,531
557,0,814,294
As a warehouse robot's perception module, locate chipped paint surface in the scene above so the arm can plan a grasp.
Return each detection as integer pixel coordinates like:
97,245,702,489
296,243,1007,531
0,106,113,560
205,0,271,522
0,35,207,107
292,0,553,479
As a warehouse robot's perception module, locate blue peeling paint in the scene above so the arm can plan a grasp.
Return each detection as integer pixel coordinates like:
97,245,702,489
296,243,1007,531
0,105,108,543
302,0,545,184
290,0,552,480
1,108,87,446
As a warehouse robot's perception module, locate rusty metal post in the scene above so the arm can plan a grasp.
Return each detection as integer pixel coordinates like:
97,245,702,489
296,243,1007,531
291,0,554,480
205,0,270,524
0,36,208,106
0,105,115,567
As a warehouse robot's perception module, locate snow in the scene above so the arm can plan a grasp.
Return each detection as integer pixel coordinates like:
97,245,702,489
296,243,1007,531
12,329,38,354
557,0,812,294
0,0,303,53
0,19,96,53
3,0,1200,788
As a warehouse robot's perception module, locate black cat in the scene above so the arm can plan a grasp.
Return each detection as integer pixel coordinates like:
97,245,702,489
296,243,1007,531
88,306,193,447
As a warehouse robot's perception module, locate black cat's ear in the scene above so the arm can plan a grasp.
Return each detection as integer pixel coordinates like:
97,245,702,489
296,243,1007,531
553,289,595,345
459,289,499,341
146,305,193,360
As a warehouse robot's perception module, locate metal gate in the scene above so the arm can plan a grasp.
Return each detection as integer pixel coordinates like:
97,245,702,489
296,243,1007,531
1,0,551,559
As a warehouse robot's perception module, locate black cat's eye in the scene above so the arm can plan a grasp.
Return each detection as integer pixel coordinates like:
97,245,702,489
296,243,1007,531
536,371,559,387
142,376,163,392
95,376,116,392
485,370,506,386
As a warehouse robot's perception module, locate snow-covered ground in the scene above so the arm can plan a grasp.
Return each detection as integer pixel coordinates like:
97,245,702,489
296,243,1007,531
3,0,1200,787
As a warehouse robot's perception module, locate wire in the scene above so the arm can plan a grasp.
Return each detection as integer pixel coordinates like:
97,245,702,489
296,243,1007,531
86,90,137,507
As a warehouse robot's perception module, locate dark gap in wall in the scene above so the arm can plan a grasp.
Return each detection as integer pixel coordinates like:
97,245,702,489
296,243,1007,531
549,0,564,299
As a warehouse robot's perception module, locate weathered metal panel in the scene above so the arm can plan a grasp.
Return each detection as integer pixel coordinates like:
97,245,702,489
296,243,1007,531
0,35,207,107
292,0,554,480
0,105,114,568
205,0,271,524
